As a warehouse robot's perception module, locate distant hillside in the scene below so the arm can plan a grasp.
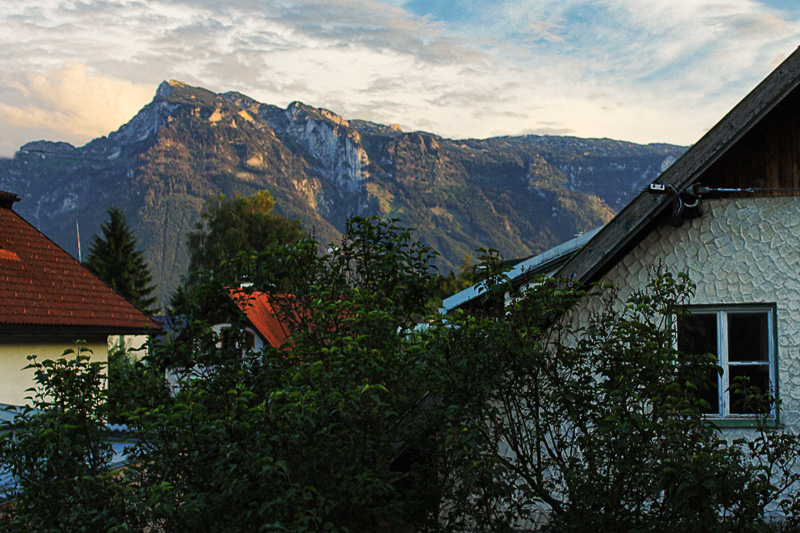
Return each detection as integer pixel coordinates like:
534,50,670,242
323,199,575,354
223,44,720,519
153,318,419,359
0,80,685,307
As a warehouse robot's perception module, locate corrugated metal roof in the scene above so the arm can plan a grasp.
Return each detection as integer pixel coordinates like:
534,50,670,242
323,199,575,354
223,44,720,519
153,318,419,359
441,227,602,313
0,193,160,331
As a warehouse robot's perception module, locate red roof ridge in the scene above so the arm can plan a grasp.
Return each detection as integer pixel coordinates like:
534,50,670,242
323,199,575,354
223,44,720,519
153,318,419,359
227,288,293,349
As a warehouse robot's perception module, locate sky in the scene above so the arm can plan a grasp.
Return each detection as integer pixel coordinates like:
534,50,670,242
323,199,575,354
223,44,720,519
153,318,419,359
2,0,800,158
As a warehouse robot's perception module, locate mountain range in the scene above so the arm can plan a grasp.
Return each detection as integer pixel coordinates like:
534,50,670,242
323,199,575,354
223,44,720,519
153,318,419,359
0,80,686,307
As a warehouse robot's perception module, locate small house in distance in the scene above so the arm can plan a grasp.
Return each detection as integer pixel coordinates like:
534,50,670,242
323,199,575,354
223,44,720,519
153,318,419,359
213,289,292,351
0,190,160,406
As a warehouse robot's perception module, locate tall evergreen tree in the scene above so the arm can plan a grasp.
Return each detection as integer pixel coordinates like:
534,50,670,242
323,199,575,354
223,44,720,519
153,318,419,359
85,206,158,313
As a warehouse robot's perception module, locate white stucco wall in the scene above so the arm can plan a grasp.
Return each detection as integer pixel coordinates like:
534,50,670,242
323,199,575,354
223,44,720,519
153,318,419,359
108,334,150,359
586,197,800,430
0,334,110,406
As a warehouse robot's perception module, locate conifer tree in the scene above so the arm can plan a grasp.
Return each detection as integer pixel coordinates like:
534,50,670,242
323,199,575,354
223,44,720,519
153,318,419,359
85,207,158,313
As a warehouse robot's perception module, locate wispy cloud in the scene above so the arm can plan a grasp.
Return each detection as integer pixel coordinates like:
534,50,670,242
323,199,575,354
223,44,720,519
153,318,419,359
0,63,152,144
0,0,799,158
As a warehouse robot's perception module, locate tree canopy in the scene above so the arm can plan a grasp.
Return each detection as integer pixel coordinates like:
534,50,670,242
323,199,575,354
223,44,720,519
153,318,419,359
171,190,306,314
186,190,305,280
84,206,157,313
5,218,800,531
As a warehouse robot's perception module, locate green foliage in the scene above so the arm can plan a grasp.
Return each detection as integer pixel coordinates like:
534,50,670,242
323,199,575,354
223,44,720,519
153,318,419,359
106,346,172,425
186,190,306,280
428,270,800,531
6,218,800,531
429,256,479,311
172,189,307,315
129,216,439,531
85,206,158,313
0,346,128,532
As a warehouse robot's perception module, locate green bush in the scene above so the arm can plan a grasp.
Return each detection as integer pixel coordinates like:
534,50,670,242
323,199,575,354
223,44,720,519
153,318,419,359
0,345,128,532
4,221,800,532
429,268,800,532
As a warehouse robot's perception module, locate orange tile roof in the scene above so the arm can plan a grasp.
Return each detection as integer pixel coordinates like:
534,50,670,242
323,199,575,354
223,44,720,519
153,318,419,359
0,192,160,331
229,290,291,349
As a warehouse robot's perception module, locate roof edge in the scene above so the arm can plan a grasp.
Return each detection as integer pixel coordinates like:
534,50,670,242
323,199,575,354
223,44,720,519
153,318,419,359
557,46,800,285
441,227,602,313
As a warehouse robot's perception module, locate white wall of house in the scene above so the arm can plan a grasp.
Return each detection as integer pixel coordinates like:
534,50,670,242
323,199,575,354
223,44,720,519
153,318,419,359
0,334,110,406
575,197,800,431
164,324,264,393
210,323,265,351
108,334,150,359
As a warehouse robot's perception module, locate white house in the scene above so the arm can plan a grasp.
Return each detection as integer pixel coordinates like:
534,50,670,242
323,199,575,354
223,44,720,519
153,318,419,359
0,190,161,406
444,45,800,431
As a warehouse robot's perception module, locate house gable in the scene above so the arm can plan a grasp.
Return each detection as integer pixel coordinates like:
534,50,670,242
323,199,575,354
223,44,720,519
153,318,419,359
558,47,800,285
229,290,291,349
550,46,800,429
0,190,161,405
700,85,800,195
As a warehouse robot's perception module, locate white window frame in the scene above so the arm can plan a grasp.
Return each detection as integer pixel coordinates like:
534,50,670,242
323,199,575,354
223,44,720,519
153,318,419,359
677,305,777,419
212,323,261,351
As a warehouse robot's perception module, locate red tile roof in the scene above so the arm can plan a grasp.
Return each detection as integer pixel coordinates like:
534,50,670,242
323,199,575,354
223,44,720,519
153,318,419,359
229,290,291,348
0,193,160,331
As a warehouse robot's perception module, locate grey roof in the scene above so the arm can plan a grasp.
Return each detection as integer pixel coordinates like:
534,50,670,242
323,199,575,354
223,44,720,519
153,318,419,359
440,227,602,313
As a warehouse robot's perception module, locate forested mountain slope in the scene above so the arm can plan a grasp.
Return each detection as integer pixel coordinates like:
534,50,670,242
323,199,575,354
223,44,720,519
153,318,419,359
0,80,685,306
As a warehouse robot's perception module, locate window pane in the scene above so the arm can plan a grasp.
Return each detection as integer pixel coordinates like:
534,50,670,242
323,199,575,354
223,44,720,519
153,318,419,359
729,364,771,414
728,313,769,362
678,313,719,414
677,314,717,357
220,327,233,350
244,330,256,348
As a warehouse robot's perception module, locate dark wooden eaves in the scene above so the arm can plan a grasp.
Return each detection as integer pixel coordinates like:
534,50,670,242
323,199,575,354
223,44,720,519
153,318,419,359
0,191,19,210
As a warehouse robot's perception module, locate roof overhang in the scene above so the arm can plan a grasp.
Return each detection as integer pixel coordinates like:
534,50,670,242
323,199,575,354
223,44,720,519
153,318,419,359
0,324,161,336
0,191,20,210
441,227,602,313
557,46,800,285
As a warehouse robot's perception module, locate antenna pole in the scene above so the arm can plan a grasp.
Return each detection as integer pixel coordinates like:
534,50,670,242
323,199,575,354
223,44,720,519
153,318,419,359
76,220,82,262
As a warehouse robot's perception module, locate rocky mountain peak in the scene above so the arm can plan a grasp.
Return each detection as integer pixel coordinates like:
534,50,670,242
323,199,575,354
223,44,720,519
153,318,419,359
0,80,686,307
156,80,176,98
19,140,76,154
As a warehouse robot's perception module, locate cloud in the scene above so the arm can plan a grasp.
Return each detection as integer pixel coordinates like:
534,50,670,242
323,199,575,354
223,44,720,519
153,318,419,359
1,0,800,158
523,125,575,136
525,17,567,44
0,63,153,141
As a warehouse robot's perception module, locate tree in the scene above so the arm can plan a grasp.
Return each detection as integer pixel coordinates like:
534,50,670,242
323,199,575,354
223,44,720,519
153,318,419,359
129,217,439,530
171,190,306,314
428,265,800,531
0,346,131,531
85,206,157,313
186,190,305,282
8,220,800,531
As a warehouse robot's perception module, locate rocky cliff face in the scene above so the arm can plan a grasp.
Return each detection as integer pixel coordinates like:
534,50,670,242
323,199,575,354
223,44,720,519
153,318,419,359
0,81,685,307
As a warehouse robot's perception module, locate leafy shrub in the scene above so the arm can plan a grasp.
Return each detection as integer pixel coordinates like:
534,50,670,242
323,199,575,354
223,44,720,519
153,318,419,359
0,345,128,532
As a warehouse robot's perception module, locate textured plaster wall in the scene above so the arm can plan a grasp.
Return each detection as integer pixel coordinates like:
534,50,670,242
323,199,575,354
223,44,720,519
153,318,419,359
588,197,800,430
0,335,109,406
107,334,151,359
